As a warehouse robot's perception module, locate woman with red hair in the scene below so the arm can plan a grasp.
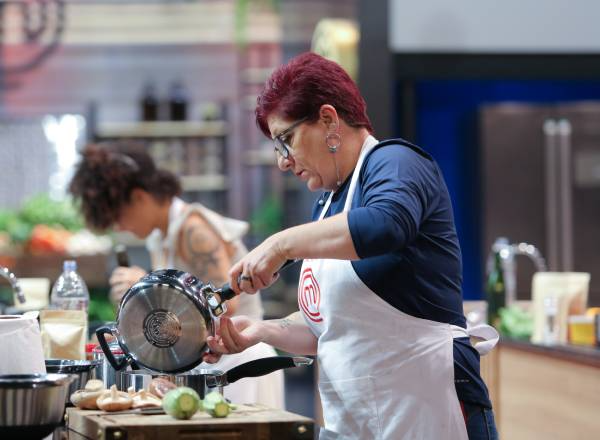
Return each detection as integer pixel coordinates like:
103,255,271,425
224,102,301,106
204,52,499,440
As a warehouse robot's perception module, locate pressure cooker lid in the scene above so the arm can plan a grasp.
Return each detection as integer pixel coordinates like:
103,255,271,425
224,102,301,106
116,273,212,373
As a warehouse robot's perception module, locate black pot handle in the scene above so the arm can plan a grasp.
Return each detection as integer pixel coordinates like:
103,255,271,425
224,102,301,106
221,259,298,301
218,283,236,301
224,356,313,385
96,325,129,371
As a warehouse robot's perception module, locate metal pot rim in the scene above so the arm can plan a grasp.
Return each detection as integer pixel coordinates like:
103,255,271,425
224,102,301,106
119,368,225,377
0,373,74,388
45,359,100,373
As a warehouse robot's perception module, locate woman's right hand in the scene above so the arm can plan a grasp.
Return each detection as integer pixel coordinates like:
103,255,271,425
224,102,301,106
203,315,264,364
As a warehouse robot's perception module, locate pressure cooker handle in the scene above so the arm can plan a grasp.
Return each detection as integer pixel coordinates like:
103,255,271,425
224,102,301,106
225,356,313,385
218,283,236,301
96,325,129,371
226,259,298,297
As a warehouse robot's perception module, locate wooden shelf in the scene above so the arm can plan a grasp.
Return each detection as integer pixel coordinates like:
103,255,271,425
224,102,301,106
181,174,228,191
245,148,277,166
96,121,228,139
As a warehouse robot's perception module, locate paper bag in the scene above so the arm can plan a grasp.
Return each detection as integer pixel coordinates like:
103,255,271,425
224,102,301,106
40,309,87,360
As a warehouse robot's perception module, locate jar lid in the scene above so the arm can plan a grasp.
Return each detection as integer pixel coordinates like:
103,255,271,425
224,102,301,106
93,342,124,355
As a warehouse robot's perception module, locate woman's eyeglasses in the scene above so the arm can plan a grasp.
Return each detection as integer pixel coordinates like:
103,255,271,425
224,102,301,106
273,117,308,158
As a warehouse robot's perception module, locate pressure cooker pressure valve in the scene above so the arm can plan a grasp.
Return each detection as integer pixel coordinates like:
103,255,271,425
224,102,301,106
202,283,236,317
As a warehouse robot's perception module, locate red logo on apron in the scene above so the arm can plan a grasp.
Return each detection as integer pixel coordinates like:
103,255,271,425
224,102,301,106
299,267,323,323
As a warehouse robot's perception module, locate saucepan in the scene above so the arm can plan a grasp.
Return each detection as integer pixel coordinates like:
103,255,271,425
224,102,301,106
45,359,99,404
96,269,235,374
118,356,313,399
0,373,74,440
96,263,296,375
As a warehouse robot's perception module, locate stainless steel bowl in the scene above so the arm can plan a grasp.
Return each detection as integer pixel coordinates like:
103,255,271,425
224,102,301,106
0,373,74,439
45,359,98,403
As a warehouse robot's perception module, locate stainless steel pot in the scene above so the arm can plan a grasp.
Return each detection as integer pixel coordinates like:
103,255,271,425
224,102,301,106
0,373,74,440
92,342,132,388
117,356,313,399
44,359,98,403
96,269,238,374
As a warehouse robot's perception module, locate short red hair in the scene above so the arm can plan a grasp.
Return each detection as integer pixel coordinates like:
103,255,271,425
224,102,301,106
255,52,373,137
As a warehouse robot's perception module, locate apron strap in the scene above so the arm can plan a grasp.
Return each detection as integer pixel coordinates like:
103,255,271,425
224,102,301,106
450,324,499,356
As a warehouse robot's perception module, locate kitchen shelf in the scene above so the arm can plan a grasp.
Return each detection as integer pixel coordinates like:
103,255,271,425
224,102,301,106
181,174,228,191
95,120,228,139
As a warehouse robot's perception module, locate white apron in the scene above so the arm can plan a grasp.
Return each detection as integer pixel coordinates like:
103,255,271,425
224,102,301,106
298,136,498,439
146,198,285,409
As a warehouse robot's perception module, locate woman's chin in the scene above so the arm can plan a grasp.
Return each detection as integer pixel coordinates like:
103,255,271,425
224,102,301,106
306,179,323,192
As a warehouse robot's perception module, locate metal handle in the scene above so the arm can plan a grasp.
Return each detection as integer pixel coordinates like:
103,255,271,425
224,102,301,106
95,325,129,371
543,119,560,271
557,119,574,271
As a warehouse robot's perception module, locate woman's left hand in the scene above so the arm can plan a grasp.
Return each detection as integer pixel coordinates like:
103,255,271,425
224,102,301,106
202,316,263,363
228,233,288,294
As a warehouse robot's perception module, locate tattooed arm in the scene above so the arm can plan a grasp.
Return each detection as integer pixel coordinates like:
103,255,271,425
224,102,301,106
178,213,240,315
204,311,318,363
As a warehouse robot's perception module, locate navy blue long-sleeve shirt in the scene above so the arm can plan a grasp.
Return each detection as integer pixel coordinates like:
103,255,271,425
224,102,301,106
311,138,491,408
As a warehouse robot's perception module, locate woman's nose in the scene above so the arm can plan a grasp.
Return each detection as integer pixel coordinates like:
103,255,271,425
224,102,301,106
277,154,293,171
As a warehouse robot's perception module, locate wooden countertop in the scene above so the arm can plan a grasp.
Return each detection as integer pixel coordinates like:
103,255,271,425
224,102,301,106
500,338,600,368
67,404,314,440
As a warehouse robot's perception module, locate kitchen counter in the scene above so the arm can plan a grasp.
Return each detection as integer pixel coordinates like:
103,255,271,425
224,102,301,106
481,339,600,440
66,404,314,440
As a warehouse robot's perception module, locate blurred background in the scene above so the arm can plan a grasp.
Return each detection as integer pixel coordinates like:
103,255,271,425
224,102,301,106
1,1,600,438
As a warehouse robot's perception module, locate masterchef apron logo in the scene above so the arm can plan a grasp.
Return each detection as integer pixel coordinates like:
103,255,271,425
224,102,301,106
299,267,323,323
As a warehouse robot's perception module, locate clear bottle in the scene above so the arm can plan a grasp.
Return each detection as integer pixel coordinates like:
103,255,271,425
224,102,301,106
50,260,90,312
542,295,559,345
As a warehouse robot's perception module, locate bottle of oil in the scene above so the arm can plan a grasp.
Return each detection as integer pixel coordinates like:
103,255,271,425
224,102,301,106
140,82,159,121
486,250,506,329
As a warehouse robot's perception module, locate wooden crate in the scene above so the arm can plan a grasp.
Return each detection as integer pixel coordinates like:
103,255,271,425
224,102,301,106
66,404,314,440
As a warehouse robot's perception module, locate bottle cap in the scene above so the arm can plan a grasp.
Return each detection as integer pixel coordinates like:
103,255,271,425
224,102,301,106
63,260,77,271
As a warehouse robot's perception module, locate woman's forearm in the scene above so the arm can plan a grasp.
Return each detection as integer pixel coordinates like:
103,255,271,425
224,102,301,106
261,312,318,355
277,212,358,261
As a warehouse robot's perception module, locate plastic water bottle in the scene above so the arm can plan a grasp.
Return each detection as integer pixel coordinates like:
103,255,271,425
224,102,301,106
50,260,90,312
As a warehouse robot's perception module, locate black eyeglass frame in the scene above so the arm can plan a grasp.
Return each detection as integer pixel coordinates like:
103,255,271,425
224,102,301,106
273,117,309,158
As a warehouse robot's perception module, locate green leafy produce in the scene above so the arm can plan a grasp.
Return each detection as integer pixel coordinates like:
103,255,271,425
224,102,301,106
19,194,83,231
162,387,201,420
203,391,232,418
499,305,534,340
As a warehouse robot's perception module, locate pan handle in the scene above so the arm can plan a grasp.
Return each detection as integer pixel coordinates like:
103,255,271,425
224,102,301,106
96,325,130,371
224,356,313,385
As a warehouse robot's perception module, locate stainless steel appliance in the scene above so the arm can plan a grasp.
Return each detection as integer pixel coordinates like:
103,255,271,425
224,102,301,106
480,102,600,304
96,269,237,374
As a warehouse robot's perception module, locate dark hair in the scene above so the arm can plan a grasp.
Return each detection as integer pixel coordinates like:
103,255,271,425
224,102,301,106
255,52,373,137
69,143,181,231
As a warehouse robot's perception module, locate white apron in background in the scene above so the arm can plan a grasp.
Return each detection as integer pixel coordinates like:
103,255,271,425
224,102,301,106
299,136,498,439
147,198,285,408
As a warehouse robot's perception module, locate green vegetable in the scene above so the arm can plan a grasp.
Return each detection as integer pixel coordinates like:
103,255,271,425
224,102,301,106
162,387,201,420
499,305,534,340
203,391,233,418
19,194,83,231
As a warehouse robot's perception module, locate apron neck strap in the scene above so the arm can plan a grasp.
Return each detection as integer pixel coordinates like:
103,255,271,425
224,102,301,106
319,135,379,220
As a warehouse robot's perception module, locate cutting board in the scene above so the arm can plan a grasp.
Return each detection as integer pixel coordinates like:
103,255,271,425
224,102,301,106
66,404,314,440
